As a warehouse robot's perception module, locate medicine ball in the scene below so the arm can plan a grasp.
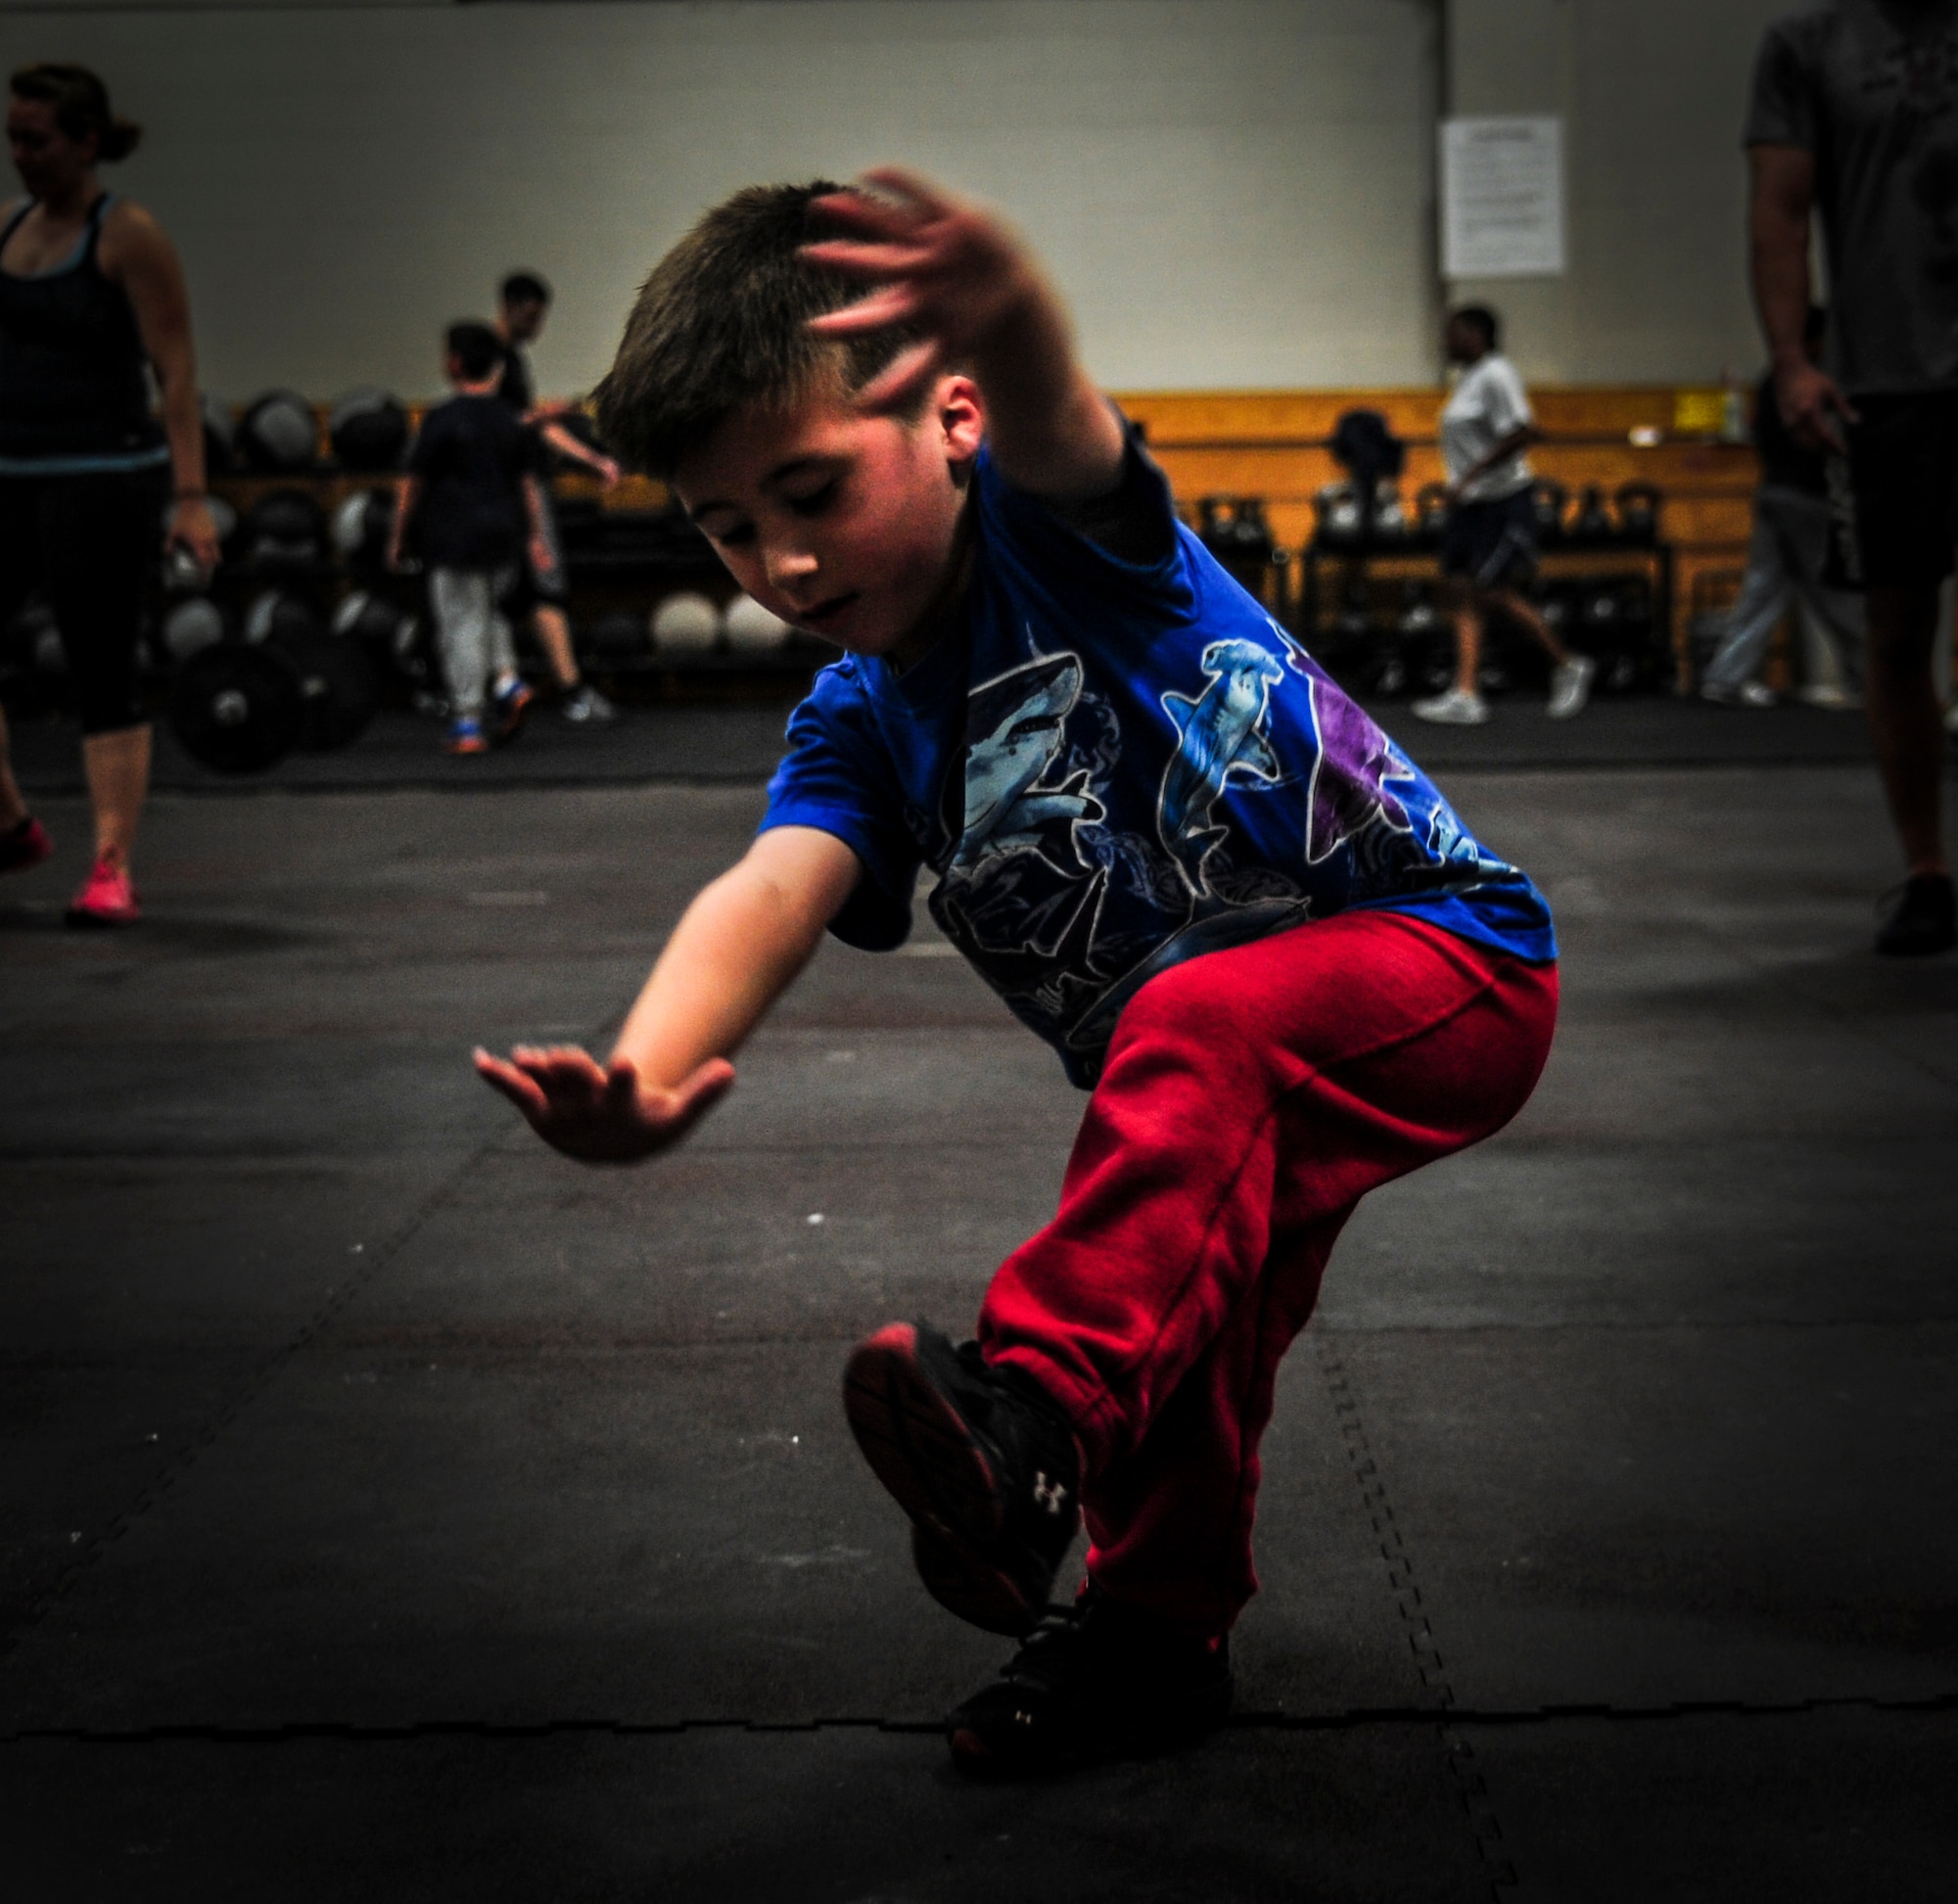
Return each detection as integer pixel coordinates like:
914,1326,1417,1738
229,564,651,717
332,588,396,647
336,591,431,687
328,388,409,472
202,395,237,476
243,589,323,646
241,489,328,568
723,593,792,654
649,591,720,654
161,596,227,662
332,488,394,575
238,390,319,472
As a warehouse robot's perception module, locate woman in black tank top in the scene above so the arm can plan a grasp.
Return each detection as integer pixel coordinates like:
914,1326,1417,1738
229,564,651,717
0,65,219,926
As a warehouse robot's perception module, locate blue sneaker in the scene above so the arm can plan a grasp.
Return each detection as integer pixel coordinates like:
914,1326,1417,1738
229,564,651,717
444,716,489,757
491,675,535,742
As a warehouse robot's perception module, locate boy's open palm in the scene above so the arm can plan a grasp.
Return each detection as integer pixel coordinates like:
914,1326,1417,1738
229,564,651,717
473,1045,734,1163
803,169,1035,413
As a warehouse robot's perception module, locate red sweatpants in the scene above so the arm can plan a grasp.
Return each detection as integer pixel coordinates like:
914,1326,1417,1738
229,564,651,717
978,910,1558,1638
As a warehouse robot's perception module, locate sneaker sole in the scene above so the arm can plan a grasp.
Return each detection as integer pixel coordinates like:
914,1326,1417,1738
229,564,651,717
910,1522,1048,1636
843,1324,1041,1636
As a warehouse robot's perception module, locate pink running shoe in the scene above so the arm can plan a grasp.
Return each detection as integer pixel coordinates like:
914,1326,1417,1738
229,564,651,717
0,814,52,875
66,856,140,928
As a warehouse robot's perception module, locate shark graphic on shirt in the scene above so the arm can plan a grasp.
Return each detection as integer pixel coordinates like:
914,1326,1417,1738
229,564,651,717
952,652,1104,876
1156,636,1288,894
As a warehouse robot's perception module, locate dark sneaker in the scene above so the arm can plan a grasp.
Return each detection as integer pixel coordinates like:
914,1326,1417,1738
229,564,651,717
843,1322,1081,1635
1875,874,1957,956
0,814,52,875
491,675,535,742
947,1583,1234,1778
560,682,616,724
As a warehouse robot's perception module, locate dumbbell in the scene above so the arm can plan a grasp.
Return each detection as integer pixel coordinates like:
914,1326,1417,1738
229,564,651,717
1529,479,1568,542
1314,483,1364,544
1570,487,1614,543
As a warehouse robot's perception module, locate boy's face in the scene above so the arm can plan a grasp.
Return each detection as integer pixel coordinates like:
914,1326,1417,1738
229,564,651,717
675,375,984,660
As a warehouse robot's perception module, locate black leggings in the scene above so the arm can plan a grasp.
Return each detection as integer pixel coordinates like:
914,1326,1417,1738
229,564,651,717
0,468,163,735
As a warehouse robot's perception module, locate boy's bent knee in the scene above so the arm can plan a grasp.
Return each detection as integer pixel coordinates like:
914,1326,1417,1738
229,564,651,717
1103,952,1265,1079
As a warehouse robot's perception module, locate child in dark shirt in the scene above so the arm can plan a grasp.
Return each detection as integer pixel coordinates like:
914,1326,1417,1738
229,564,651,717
476,172,1560,1775
390,321,546,755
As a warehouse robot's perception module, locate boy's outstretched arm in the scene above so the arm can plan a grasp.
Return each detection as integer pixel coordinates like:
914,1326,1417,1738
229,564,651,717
475,825,862,1162
802,167,1126,504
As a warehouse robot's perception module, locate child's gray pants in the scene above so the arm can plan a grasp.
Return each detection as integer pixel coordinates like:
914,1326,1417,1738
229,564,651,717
430,566,518,718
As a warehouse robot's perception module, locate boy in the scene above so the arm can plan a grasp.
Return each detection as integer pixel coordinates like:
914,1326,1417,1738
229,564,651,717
390,321,546,755
477,173,1560,1775
493,270,624,726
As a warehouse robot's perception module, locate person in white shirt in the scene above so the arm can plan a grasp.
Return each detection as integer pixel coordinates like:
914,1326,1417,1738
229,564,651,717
1414,306,1592,726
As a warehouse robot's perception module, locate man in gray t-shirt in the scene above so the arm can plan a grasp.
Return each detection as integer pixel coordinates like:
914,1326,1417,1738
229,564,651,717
1748,0,1958,953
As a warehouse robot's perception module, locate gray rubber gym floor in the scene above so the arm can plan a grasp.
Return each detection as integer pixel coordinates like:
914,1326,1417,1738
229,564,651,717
2,747,1954,1900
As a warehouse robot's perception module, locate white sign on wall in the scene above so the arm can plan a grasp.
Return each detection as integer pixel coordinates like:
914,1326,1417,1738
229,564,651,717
1440,116,1566,279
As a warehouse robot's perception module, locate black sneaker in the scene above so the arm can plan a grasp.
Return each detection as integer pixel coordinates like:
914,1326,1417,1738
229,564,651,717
843,1322,1080,1636
947,1583,1234,1778
1875,874,1957,955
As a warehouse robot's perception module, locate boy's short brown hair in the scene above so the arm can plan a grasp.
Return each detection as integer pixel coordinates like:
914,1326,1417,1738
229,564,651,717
595,181,916,478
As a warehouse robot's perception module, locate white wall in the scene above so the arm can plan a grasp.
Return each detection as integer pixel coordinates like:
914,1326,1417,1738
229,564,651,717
1448,0,1798,387
0,0,1443,400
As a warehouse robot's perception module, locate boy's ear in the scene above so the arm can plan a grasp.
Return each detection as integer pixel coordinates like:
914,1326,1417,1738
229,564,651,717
937,374,985,466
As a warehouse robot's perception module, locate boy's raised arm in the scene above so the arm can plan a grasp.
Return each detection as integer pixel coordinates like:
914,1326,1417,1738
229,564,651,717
803,168,1126,504
476,824,862,1162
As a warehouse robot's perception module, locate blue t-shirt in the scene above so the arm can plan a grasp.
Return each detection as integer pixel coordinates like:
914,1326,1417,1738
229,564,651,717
762,440,1556,1088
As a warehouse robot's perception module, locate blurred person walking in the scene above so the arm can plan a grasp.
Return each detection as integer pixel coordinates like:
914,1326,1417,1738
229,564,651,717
1748,0,1958,952
493,270,621,725
1413,306,1592,727
0,64,219,924
1702,304,1865,710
